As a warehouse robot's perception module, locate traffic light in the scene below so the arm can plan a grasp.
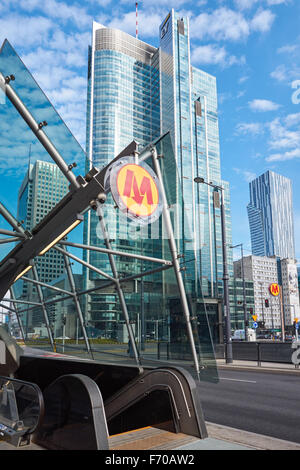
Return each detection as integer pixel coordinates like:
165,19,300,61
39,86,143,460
249,308,253,315
265,299,269,308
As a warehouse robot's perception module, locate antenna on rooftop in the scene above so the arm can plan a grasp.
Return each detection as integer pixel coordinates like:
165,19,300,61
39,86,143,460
136,2,138,39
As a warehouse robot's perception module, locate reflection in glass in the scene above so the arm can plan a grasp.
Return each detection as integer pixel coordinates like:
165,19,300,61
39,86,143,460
0,40,218,383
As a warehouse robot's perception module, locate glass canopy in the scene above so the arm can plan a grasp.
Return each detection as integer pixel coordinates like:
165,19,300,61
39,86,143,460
0,39,218,383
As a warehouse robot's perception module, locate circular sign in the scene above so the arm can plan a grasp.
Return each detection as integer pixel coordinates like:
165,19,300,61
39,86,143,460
269,283,280,297
106,157,163,225
253,322,258,329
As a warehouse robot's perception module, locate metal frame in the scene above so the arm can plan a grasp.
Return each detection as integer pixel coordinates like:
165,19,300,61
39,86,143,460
0,77,204,376
59,244,93,358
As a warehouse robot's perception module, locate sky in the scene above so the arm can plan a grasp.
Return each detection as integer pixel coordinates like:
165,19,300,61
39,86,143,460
0,0,299,264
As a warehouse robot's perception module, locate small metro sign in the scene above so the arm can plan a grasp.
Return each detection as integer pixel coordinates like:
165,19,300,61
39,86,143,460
269,283,280,297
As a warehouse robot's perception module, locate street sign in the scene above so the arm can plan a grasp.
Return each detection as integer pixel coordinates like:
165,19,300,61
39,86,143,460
108,157,163,225
253,321,258,329
252,315,257,322
295,318,299,323
269,283,280,297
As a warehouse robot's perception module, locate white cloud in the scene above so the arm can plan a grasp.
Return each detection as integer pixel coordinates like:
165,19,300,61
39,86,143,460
270,64,300,84
249,99,281,111
266,0,288,4
266,148,300,162
235,122,264,135
277,44,298,55
268,117,300,150
284,112,300,127
270,64,289,82
239,75,250,83
0,15,54,48
108,11,163,38
190,8,250,42
251,9,275,32
191,44,244,67
18,0,92,29
233,167,257,182
234,0,258,10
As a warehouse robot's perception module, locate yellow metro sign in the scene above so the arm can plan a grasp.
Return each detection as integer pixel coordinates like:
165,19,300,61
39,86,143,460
116,164,159,218
109,158,163,225
269,283,280,297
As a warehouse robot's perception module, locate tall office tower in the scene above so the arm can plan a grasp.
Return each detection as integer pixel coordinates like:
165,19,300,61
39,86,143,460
159,12,233,299
85,10,233,338
17,160,69,294
247,170,295,260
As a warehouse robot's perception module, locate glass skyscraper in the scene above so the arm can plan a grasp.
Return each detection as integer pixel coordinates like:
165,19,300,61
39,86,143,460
247,170,295,260
84,10,233,341
17,160,69,296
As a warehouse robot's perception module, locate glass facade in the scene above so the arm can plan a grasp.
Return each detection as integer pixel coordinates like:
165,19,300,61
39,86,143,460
82,10,234,376
159,11,233,302
17,160,69,300
248,170,295,260
0,15,239,381
0,40,86,349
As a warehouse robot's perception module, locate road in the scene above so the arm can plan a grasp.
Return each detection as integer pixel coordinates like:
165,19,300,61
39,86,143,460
198,368,300,444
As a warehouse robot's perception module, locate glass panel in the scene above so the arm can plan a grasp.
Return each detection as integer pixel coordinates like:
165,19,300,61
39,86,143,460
137,133,218,382
0,377,42,433
0,40,87,352
0,40,217,384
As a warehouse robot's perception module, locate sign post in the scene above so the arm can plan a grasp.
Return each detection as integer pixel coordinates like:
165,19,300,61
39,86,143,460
269,283,285,341
295,318,299,341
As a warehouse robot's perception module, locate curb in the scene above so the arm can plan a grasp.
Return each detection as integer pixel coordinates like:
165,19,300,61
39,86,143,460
206,422,300,451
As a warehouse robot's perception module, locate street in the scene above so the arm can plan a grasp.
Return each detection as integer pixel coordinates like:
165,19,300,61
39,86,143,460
198,369,300,444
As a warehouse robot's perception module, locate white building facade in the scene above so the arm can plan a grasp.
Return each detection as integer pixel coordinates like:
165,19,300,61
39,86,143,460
234,255,300,331
280,258,300,325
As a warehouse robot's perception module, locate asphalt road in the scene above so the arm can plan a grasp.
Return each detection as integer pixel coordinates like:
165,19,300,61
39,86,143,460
198,368,300,444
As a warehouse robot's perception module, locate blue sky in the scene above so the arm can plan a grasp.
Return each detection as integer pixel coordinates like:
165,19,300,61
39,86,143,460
0,0,299,264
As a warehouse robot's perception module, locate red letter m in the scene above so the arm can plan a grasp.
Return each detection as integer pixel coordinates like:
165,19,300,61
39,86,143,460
122,169,154,205
271,284,279,295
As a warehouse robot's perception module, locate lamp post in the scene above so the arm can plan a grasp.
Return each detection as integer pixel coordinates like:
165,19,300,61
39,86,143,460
194,177,233,363
231,243,248,341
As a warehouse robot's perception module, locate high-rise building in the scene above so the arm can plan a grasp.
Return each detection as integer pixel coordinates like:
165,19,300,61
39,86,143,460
247,170,295,260
84,10,233,340
234,255,300,331
17,160,69,292
234,255,282,330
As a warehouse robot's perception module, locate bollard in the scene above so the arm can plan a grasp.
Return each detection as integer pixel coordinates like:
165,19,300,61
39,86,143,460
257,342,261,367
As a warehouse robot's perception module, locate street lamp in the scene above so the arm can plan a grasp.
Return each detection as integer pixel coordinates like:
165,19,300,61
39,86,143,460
231,243,248,342
194,176,233,363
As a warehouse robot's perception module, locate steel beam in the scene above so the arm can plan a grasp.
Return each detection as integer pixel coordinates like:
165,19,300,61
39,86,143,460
31,265,55,351
60,240,172,266
22,275,74,296
9,287,25,341
96,202,141,367
0,229,25,238
2,297,42,306
0,201,26,235
150,146,201,379
0,72,80,191
60,245,93,358
54,246,116,283
0,237,22,244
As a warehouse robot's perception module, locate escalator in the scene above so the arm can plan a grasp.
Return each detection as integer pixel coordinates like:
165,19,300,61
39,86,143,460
0,327,208,450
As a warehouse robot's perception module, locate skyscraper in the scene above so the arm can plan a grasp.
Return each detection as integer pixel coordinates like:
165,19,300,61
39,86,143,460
247,170,295,260
17,160,69,291
84,10,233,339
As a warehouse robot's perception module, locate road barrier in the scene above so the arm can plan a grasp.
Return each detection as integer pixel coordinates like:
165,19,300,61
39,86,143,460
217,341,296,366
